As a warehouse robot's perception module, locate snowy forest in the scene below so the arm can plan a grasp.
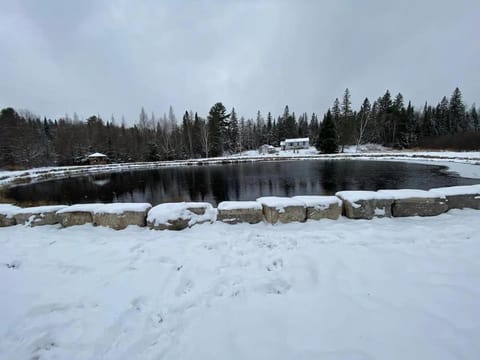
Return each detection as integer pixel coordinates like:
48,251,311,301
1,87,478,169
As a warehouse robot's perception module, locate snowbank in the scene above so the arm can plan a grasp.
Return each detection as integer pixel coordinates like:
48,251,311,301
1,210,480,359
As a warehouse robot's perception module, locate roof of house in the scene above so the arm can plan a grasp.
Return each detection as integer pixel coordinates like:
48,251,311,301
88,152,107,158
284,137,309,143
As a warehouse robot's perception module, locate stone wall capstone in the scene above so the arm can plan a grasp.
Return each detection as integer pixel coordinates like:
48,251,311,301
257,197,306,224
335,191,394,219
217,201,263,224
378,190,448,217
14,205,66,227
292,196,342,220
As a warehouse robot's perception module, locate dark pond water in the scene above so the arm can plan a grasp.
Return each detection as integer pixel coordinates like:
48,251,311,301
6,160,478,206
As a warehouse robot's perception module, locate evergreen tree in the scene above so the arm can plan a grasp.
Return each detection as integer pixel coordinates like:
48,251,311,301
449,87,466,132
470,105,478,132
436,96,449,135
421,103,435,137
182,111,193,158
228,108,239,153
338,88,354,151
309,113,319,139
192,112,204,156
138,107,148,133
266,112,273,144
284,111,297,139
316,110,338,153
298,112,309,138
207,102,229,157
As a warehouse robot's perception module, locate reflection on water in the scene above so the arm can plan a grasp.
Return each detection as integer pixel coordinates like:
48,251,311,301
7,160,478,206
89,174,111,187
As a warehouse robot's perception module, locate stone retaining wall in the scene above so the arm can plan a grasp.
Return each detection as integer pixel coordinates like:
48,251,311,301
1,185,479,230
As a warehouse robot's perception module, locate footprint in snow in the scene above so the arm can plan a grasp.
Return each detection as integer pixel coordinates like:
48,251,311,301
5,260,21,269
27,302,72,317
174,278,194,297
258,278,291,295
30,338,58,359
266,258,284,272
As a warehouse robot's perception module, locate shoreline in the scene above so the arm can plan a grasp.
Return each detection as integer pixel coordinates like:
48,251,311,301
0,151,479,193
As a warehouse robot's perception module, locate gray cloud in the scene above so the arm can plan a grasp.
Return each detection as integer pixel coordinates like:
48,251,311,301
0,0,478,124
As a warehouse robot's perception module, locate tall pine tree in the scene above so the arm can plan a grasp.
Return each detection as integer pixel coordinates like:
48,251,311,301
207,102,230,157
316,110,338,153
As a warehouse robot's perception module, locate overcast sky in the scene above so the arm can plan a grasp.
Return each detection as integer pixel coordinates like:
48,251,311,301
0,0,478,124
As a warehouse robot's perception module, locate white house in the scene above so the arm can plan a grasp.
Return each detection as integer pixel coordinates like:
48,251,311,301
281,138,310,151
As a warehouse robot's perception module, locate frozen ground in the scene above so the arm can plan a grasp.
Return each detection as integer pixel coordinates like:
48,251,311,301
1,210,480,360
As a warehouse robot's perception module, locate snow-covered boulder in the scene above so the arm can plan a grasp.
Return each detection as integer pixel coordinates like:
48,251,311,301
56,204,101,227
93,203,151,230
0,204,21,227
293,196,342,220
217,201,263,224
13,205,67,227
378,189,448,217
429,185,480,210
257,197,306,224
147,202,217,230
335,191,394,219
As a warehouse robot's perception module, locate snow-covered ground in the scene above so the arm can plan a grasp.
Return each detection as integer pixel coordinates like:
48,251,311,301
1,210,480,360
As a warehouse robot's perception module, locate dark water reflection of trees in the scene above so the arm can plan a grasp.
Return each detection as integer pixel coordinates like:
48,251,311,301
7,160,478,206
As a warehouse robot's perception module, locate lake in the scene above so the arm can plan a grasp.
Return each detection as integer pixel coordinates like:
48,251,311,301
6,160,478,206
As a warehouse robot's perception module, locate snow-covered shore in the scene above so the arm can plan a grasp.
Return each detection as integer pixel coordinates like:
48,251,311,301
1,210,480,359
1,149,480,190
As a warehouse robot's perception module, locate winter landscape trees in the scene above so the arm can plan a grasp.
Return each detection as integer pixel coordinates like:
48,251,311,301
0,87,479,168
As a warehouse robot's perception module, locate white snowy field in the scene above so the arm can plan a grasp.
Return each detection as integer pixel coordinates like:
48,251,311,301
1,210,480,360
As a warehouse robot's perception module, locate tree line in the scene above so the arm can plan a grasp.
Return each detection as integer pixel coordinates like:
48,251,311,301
0,87,478,169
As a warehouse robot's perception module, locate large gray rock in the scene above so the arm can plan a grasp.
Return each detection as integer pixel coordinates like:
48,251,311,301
378,190,448,217
256,197,306,224
93,203,151,230
56,204,100,227
336,191,393,219
293,196,342,220
430,185,480,210
147,202,216,230
0,204,20,227
13,205,67,227
217,201,263,224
